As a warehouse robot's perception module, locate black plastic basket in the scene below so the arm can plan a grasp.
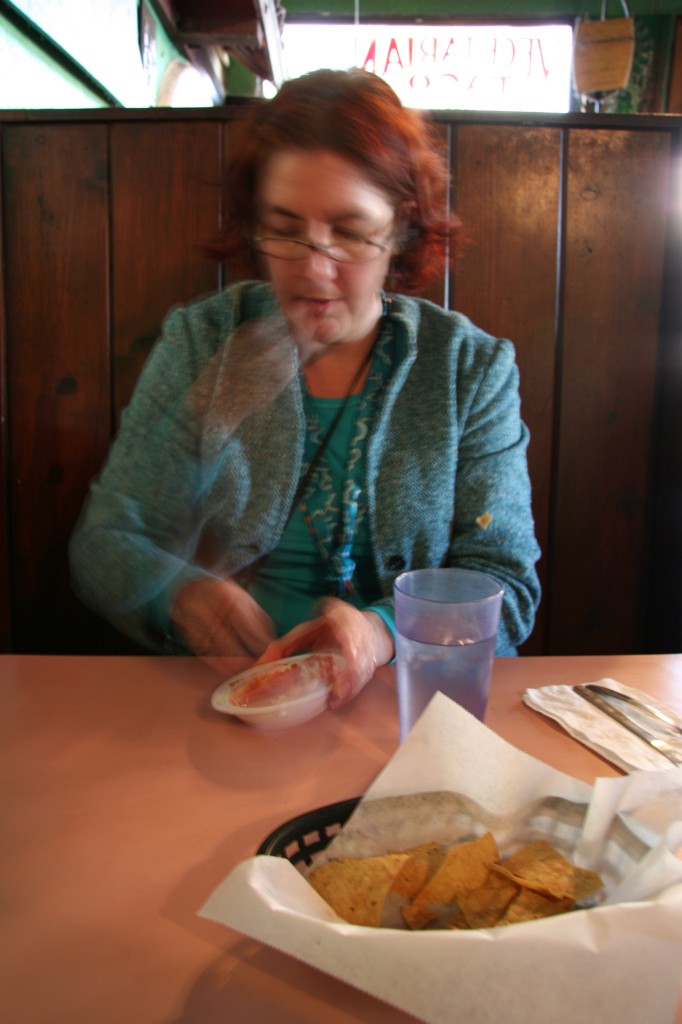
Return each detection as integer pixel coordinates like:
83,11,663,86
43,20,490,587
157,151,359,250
256,796,360,867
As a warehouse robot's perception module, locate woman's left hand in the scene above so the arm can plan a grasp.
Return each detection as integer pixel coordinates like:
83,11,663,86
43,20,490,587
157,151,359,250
254,598,394,708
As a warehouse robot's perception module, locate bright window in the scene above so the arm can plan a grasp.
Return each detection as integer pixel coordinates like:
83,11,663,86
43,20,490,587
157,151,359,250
0,13,105,108
272,23,574,113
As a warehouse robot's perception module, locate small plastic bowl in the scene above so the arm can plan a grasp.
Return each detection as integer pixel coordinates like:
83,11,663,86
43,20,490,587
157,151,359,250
210,653,342,731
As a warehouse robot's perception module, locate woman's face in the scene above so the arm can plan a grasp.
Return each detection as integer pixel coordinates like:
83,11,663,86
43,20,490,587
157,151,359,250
255,149,397,355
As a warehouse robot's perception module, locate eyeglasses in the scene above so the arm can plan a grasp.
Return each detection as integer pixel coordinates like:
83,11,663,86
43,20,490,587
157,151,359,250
250,234,390,264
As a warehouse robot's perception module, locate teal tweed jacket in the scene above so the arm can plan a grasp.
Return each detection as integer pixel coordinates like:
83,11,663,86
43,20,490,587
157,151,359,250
70,281,541,655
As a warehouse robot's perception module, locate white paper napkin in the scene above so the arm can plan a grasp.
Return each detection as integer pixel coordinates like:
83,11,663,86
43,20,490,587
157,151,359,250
523,678,681,773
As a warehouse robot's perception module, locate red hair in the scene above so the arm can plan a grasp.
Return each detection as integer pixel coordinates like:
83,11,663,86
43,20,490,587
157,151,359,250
211,69,460,293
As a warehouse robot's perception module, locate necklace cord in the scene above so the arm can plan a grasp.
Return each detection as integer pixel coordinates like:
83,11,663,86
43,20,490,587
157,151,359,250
239,340,377,590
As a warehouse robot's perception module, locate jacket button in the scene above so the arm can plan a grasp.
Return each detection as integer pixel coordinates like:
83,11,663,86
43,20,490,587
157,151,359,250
386,555,406,571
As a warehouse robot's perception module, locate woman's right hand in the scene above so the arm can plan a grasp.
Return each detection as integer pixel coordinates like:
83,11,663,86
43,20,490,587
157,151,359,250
170,577,276,671
254,597,394,709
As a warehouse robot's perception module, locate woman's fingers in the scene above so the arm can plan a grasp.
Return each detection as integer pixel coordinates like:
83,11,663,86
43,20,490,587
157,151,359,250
256,618,331,663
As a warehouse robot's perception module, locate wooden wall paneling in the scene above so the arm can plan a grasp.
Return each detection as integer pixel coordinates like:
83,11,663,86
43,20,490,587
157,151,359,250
3,124,112,652
0,127,11,652
642,127,682,653
0,108,678,656
450,124,562,654
110,120,223,421
419,121,450,309
667,17,682,112
221,120,232,284
550,128,672,654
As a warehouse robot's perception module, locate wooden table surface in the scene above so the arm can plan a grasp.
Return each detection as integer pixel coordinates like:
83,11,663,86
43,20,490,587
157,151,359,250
2,653,681,1024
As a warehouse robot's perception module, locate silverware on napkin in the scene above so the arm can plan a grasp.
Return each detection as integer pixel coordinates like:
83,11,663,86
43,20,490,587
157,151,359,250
573,685,682,768
581,683,682,735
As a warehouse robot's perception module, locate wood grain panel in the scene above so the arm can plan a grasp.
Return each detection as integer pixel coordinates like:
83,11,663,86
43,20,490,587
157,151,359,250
550,129,672,653
3,124,112,651
0,128,10,652
0,109,679,657
110,121,223,420
644,154,682,653
451,124,562,654
667,17,682,113
418,121,450,309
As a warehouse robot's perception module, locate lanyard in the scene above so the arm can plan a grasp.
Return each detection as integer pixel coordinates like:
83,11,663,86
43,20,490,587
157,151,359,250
238,336,377,594
299,326,391,596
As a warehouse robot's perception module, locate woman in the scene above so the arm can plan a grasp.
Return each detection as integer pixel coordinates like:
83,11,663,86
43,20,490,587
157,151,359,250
69,69,541,708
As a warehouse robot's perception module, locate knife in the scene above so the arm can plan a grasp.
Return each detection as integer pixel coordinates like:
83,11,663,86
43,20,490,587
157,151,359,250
582,684,682,736
573,685,682,767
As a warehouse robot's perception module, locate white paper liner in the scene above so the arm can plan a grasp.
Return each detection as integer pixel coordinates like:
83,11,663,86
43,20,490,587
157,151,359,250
199,694,682,1024
524,678,682,772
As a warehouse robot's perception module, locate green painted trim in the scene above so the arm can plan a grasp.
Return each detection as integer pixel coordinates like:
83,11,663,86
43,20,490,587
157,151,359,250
224,59,261,97
283,1,681,19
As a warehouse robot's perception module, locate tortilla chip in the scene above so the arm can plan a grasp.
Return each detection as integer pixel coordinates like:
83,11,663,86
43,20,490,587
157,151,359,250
457,872,520,929
492,840,604,902
412,832,500,905
308,853,410,927
390,842,446,899
500,887,575,925
402,902,440,931
572,865,606,902
306,826,604,931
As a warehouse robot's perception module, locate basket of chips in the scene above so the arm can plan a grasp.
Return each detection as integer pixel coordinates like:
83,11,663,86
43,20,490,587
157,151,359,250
201,694,682,1024
258,791,611,930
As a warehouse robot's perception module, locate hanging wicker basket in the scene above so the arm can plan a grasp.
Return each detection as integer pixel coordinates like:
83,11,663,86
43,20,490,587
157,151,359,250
573,9,635,95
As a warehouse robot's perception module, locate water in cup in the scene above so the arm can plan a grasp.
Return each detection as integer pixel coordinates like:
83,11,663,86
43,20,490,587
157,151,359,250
396,633,496,739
